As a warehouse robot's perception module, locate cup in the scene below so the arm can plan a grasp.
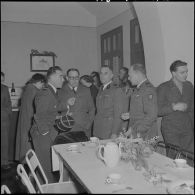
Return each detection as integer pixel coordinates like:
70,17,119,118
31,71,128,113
106,173,121,184
90,137,99,143
174,159,187,168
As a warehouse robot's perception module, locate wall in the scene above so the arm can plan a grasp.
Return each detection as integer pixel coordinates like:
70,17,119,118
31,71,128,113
97,9,135,71
157,2,194,83
1,2,97,27
1,21,98,87
133,2,194,86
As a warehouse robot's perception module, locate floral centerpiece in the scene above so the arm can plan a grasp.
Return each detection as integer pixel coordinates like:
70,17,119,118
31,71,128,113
115,135,159,171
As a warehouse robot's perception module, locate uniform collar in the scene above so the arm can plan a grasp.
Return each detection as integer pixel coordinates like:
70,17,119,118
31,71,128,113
68,84,78,91
137,78,147,89
48,82,57,93
168,79,181,89
103,81,112,90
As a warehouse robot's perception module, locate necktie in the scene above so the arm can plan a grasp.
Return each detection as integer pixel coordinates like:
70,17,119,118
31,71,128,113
73,87,76,94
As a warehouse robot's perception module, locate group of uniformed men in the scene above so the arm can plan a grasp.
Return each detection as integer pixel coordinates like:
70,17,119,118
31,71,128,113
6,60,192,182
31,61,193,182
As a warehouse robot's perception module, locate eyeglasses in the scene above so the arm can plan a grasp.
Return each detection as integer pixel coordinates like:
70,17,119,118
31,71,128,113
68,76,79,80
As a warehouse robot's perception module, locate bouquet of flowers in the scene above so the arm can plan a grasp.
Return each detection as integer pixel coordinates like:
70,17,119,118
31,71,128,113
115,135,159,171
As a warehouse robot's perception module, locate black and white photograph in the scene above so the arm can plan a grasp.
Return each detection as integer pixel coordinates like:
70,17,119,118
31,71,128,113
1,1,194,194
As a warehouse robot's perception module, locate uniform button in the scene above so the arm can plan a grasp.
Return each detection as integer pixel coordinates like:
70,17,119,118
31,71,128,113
54,105,56,108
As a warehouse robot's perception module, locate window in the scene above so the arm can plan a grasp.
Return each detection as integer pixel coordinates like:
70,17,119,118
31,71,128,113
101,26,123,85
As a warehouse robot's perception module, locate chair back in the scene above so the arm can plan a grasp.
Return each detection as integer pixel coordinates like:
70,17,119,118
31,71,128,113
17,164,36,193
1,185,11,194
25,149,48,193
154,141,181,159
179,149,194,167
165,142,181,159
154,141,167,156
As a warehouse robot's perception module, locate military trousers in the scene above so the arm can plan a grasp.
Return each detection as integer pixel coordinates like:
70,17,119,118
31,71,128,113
30,128,56,183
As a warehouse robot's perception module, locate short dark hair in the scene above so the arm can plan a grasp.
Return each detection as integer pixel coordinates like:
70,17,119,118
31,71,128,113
170,60,187,73
47,66,62,79
66,68,80,76
1,72,5,77
29,73,46,84
91,71,99,77
131,63,146,75
80,75,93,83
101,65,113,72
120,67,129,75
90,71,101,87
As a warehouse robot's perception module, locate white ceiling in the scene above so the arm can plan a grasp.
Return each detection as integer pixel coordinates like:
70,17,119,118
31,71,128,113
1,2,131,27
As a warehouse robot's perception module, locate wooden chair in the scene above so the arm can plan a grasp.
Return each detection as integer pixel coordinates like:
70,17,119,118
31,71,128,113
25,149,79,193
1,185,11,194
17,164,36,193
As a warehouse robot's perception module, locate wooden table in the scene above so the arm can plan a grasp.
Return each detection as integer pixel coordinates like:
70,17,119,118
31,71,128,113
52,140,194,194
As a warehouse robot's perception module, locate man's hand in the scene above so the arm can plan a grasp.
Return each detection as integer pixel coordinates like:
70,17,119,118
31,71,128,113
121,112,130,120
67,97,76,106
172,102,187,111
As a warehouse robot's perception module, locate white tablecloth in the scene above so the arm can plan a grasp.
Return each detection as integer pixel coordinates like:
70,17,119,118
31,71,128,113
52,141,194,193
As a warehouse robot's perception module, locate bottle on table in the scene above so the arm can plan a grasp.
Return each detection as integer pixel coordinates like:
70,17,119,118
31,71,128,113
11,82,16,96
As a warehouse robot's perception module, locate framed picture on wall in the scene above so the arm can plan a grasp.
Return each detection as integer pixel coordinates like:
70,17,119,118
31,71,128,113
30,54,55,72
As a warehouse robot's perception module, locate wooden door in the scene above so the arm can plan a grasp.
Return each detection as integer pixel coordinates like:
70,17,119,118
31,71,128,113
130,18,145,66
101,26,123,85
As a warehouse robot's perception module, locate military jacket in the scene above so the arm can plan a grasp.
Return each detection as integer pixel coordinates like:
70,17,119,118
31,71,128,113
58,84,95,137
129,79,158,139
157,79,194,132
93,83,129,139
30,85,61,141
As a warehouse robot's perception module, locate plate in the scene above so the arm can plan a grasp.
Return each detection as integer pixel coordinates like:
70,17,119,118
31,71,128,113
166,162,191,169
167,180,194,194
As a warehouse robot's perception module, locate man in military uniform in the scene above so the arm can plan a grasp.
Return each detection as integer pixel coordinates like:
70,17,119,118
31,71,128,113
93,66,128,140
1,72,12,168
118,67,134,96
157,60,194,155
121,63,158,140
30,66,66,182
58,68,95,139
118,67,135,131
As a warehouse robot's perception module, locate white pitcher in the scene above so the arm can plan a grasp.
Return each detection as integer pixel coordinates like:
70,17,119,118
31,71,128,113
98,142,122,168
